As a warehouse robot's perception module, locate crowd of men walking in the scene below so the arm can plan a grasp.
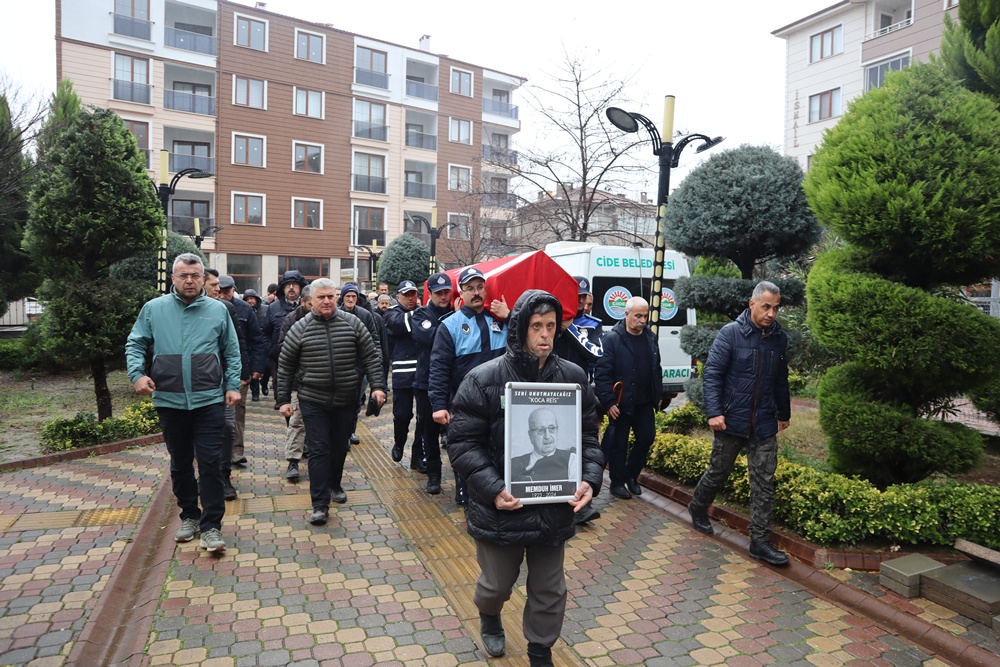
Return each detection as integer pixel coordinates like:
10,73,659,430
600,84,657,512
125,254,791,667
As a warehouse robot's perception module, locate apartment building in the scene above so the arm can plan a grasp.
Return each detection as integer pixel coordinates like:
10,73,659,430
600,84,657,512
773,0,959,170
56,0,524,291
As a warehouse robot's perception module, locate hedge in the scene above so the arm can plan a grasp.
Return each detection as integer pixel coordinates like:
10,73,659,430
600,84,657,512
41,400,160,453
647,432,1000,549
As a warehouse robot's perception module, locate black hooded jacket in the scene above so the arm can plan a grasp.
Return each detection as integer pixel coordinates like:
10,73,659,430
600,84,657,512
448,290,604,547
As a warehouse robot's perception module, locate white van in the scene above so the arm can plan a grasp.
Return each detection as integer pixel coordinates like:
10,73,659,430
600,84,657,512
544,241,695,402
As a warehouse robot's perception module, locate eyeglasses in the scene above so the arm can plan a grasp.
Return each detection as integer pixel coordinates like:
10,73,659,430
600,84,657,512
173,273,203,281
529,426,558,436
462,283,486,293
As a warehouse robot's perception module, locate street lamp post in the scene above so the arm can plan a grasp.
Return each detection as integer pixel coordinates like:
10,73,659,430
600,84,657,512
155,150,213,294
350,239,384,290
410,210,458,274
606,96,724,338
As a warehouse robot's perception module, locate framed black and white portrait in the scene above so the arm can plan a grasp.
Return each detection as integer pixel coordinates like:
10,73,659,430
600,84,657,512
503,382,582,505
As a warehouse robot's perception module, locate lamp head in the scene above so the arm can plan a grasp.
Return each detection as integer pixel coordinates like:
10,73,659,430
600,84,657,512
188,170,214,179
606,107,639,134
695,136,725,153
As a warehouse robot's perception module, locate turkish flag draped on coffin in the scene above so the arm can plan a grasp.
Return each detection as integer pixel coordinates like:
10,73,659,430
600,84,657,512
422,250,579,319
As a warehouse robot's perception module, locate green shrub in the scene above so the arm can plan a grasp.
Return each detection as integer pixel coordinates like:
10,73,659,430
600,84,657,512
41,399,160,453
656,401,708,434
0,339,23,370
645,432,1000,548
676,276,806,322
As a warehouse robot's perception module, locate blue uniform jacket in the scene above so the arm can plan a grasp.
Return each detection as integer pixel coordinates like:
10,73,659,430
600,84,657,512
382,304,419,390
428,306,506,413
412,302,453,391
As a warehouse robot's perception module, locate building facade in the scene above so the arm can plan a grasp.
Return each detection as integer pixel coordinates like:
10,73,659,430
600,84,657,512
773,0,959,170
56,0,523,291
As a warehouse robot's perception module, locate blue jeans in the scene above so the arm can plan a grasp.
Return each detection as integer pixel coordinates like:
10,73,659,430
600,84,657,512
299,400,353,511
157,404,226,532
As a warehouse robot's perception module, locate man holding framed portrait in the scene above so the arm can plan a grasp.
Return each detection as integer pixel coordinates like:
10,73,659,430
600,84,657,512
448,290,604,667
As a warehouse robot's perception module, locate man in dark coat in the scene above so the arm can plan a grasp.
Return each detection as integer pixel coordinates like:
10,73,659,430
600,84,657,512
448,290,603,667
594,296,662,501
688,281,791,566
338,283,383,445
383,279,425,470
244,288,268,401
219,275,266,468
553,276,604,382
262,270,307,395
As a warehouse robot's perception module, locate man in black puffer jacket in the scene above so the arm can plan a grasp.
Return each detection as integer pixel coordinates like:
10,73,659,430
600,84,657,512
448,290,603,667
688,281,791,567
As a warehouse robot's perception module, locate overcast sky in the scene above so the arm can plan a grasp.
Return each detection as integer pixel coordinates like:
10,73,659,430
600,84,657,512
1,0,834,189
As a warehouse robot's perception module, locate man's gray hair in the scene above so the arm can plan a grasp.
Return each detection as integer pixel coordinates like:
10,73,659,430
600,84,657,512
172,253,203,272
752,281,781,300
625,296,649,313
531,301,557,316
301,284,312,298
310,278,336,292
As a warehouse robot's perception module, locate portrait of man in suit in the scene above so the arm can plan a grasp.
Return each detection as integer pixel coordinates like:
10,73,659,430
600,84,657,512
510,408,575,482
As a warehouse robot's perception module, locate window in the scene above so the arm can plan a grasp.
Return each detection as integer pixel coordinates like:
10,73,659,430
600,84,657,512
114,0,151,39
113,54,150,104
356,46,388,88
123,119,149,166
809,88,841,122
449,165,471,191
449,118,472,144
447,213,470,240
354,99,387,141
946,0,958,7
278,256,329,282
809,25,843,62
866,54,911,90
293,141,323,174
295,29,324,63
450,68,472,96
353,206,385,246
172,140,211,172
170,199,210,235
233,132,265,167
353,153,386,193
235,14,267,51
170,82,213,115
234,76,266,109
492,89,509,105
227,254,262,293
232,192,265,225
292,198,322,229
294,87,324,119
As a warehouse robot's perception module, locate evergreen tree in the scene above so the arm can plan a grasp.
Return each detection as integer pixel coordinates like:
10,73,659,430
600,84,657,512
941,0,1000,104
0,94,38,314
377,233,431,290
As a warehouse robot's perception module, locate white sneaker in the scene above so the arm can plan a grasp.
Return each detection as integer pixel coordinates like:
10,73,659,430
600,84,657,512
199,528,226,552
174,518,200,543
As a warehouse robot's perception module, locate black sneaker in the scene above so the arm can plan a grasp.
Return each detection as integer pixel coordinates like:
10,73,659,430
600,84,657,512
350,433,360,445
410,458,427,473
285,459,300,482
749,539,789,566
574,503,601,525
223,479,237,501
261,384,268,396
309,509,328,525
391,443,404,462
233,457,248,468
330,488,348,504
251,395,259,402
610,484,632,500
625,478,642,496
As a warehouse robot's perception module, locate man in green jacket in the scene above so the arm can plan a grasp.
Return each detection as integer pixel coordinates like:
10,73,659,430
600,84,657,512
126,253,242,553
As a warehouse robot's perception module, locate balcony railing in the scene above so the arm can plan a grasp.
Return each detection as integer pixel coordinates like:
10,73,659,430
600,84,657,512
404,182,436,200
113,13,152,40
169,153,214,173
170,216,216,236
405,130,437,151
164,89,216,116
483,98,519,119
355,67,389,89
113,79,151,104
165,26,216,55
481,193,517,209
405,80,438,101
482,145,518,164
353,174,387,194
356,228,386,246
865,17,913,40
353,121,388,141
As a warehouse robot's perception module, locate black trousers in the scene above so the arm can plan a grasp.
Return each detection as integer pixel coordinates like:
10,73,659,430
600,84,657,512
392,386,424,459
157,404,226,532
415,389,441,474
606,403,656,485
299,400,352,511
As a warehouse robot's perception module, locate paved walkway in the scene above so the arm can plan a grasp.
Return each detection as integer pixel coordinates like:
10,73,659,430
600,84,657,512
0,398,997,667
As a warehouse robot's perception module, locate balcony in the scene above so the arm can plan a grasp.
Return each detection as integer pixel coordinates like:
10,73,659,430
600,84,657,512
404,182,436,200
482,193,517,209
405,130,437,151
483,98,519,119
165,26,216,55
170,216,216,236
865,17,913,40
169,153,214,173
354,121,388,141
406,79,438,101
113,79,151,104
164,89,215,116
355,67,389,89
356,228,386,246
353,174,387,194
482,145,518,165
113,13,152,40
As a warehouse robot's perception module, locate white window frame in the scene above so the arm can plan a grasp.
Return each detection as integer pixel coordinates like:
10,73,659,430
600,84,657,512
448,164,472,191
232,75,267,110
231,191,266,226
293,86,325,119
291,197,323,230
446,212,471,239
291,140,324,175
449,118,472,145
294,28,326,64
809,24,843,63
864,51,911,90
450,67,473,97
231,131,267,168
808,88,842,123
233,12,268,52
944,0,958,9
